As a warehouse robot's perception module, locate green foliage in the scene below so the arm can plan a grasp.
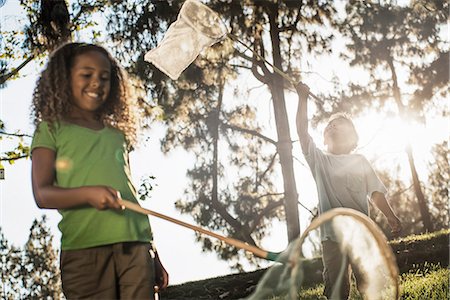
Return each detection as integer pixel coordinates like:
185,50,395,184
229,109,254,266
0,0,108,87
138,174,157,201
0,216,63,299
426,141,449,229
0,119,32,164
400,263,449,300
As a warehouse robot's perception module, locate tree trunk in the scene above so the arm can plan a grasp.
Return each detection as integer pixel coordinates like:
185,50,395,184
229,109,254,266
387,57,433,232
266,6,300,242
405,144,433,231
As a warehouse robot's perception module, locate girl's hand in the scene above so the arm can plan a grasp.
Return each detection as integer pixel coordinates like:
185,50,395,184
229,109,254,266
154,251,169,291
85,186,124,210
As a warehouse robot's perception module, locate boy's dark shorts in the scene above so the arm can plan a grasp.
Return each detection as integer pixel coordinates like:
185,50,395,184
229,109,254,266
60,242,155,299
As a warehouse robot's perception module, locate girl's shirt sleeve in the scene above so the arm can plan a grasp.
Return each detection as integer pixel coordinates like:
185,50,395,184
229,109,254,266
31,121,57,152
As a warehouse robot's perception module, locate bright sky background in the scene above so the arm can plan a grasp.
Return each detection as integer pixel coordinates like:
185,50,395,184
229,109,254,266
0,0,448,286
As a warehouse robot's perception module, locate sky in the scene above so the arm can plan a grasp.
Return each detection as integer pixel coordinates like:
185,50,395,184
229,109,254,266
1,0,448,286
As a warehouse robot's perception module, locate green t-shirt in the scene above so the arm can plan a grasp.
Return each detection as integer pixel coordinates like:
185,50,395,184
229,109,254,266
31,121,152,250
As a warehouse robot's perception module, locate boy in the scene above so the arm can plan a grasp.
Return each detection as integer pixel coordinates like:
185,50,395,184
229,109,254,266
295,82,402,299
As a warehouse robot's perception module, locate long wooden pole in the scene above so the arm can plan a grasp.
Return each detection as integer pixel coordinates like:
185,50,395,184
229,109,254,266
118,199,280,261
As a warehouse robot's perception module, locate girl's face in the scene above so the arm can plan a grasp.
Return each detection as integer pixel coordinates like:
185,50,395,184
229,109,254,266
69,50,111,115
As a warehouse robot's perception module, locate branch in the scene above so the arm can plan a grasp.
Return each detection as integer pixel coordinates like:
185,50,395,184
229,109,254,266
0,55,35,86
250,198,284,232
279,5,302,32
0,131,33,138
0,155,29,162
233,47,253,63
208,196,257,246
258,152,278,184
220,122,276,145
388,184,414,198
251,61,268,84
230,64,252,70
251,32,272,81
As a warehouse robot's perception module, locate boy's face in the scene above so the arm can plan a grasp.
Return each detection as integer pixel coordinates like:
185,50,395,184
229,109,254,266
323,117,357,154
70,50,111,114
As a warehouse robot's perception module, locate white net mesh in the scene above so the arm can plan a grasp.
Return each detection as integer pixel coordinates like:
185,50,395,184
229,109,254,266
247,208,399,300
144,0,228,80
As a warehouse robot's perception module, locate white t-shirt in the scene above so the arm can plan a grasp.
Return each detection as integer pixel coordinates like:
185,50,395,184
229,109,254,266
303,136,387,241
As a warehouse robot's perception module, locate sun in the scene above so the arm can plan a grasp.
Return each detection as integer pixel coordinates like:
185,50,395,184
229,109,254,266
352,111,448,181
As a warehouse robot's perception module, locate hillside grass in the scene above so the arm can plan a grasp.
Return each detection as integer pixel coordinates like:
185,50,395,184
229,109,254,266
293,230,450,300
295,263,449,300
389,228,450,245
161,230,449,299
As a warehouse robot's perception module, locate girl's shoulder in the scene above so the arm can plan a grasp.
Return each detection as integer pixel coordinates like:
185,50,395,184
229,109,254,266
35,120,61,132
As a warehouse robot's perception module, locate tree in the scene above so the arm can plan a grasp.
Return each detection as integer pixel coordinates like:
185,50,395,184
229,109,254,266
426,141,449,229
1,0,108,86
0,229,22,299
104,0,337,266
0,0,108,173
0,216,62,299
330,0,448,232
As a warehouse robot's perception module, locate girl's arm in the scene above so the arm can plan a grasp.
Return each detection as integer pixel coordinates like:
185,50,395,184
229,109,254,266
31,147,123,210
295,82,311,152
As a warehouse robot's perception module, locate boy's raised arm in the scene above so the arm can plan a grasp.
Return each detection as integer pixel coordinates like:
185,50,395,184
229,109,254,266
295,82,311,152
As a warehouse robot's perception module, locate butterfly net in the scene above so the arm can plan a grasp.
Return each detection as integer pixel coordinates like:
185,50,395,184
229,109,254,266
247,208,399,300
144,0,228,80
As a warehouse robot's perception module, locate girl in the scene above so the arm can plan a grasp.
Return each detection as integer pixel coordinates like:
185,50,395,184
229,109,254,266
30,42,168,299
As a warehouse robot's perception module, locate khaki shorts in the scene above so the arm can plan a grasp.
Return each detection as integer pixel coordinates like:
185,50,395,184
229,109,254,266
60,242,155,299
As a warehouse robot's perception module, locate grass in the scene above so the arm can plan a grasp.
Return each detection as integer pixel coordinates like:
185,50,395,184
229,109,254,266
399,263,449,300
389,228,450,245
273,263,449,299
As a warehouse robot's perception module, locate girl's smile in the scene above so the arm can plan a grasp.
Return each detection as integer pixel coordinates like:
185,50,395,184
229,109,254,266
70,50,111,116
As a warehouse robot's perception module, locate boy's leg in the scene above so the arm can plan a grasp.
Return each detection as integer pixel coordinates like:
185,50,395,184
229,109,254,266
350,262,367,298
115,242,156,300
60,245,118,299
321,240,351,300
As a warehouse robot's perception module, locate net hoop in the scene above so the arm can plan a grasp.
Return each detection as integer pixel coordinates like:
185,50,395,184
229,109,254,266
289,208,399,299
180,0,228,40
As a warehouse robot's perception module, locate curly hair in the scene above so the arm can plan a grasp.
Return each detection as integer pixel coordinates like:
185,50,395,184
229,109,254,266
31,42,138,146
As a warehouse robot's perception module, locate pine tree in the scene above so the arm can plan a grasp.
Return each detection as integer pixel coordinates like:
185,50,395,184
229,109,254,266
0,217,62,299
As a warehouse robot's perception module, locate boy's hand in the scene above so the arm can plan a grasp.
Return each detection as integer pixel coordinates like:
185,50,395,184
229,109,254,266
85,186,124,210
295,82,310,97
388,216,402,235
